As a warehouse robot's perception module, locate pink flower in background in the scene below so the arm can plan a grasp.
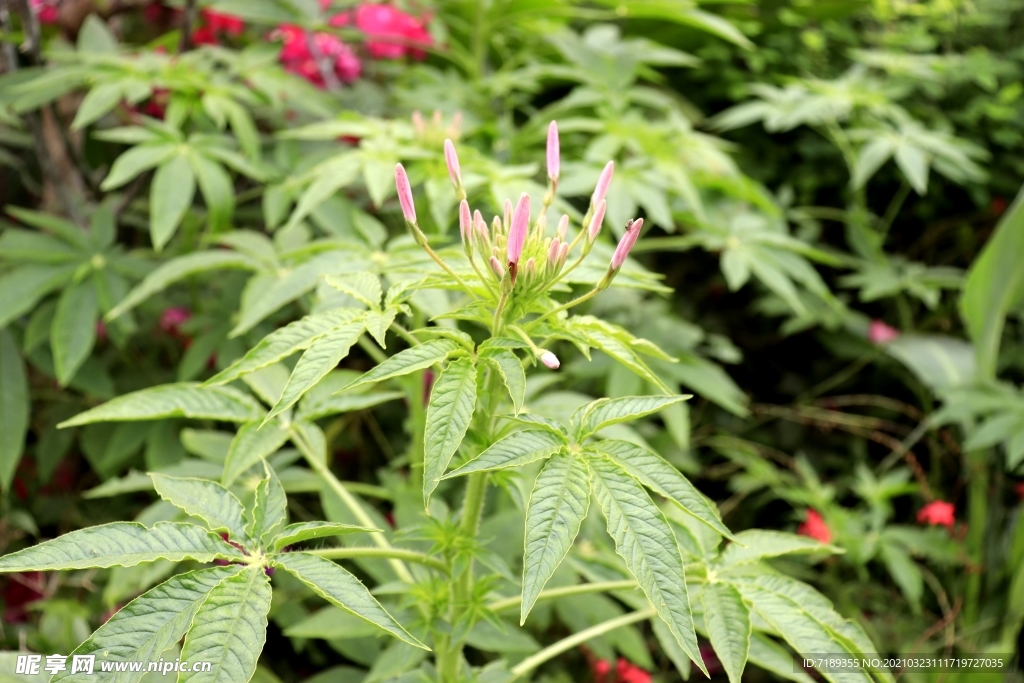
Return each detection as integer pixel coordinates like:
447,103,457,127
272,24,361,88
29,0,59,24
917,500,955,528
160,307,191,335
797,509,831,543
350,3,432,59
614,659,650,683
868,320,899,344
203,9,244,35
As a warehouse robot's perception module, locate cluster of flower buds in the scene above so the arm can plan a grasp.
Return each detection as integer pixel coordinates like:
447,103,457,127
411,110,463,147
393,119,646,301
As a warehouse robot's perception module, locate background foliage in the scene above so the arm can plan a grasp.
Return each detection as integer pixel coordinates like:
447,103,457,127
1,0,1024,682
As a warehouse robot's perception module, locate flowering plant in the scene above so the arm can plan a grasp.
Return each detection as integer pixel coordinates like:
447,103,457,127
0,125,887,683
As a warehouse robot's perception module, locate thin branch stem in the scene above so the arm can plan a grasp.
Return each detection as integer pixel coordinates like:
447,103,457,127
510,607,656,678
528,287,600,328
876,180,911,239
488,580,637,613
307,547,447,573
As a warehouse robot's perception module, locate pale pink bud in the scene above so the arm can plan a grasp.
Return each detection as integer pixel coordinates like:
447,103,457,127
504,199,513,231
558,242,569,266
394,164,416,224
507,193,530,266
525,257,536,279
548,239,561,268
432,110,442,126
592,161,614,206
444,139,462,190
868,320,900,344
588,200,606,242
540,351,560,370
556,214,568,240
412,111,425,136
546,121,560,183
474,210,488,239
450,111,463,137
459,199,471,244
489,255,504,279
610,218,644,271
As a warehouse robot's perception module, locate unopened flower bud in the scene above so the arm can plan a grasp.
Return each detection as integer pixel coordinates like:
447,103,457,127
592,161,614,206
610,218,644,271
450,111,463,137
432,110,442,126
588,200,606,243
492,215,503,238
412,111,425,136
444,139,464,198
504,199,513,232
548,239,561,269
547,121,560,184
524,257,536,281
459,199,472,247
558,242,569,267
507,193,530,267
556,214,568,240
489,255,504,279
540,351,560,370
394,163,417,224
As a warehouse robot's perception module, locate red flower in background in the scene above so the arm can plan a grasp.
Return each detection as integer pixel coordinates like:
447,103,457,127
160,306,191,337
991,196,1008,216
1015,481,1024,501
346,3,432,59
589,658,650,683
917,500,955,528
272,24,361,88
192,9,245,45
797,509,832,544
868,320,900,344
29,0,59,24
2,572,46,623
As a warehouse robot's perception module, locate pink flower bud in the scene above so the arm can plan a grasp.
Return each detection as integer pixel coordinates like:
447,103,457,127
546,121,560,183
444,139,462,190
588,200,606,242
868,320,900,344
525,257,536,279
489,255,504,279
504,199,513,232
459,199,471,245
558,242,569,266
474,209,488,239
394,163,416,224
556,214,568,240
540,351,560,370
507,193,530,266
592,161,614,206
412,110,425,136
610,218,644,271
548,239,561,268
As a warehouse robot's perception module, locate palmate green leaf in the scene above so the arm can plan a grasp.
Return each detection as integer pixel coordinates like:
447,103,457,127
51,565,245,683
272,552,427,649
720,530,840,565
150,154,197,251
587,455,707,676
5,206,91,250
59,384,265,428
482,348,526,415
100,144,177,191
423,357,477,504
0,522,244,571
71,82,124,130
0,229,83,262
596,440,732,538
701,582,751,683
0,330,29,492
150,474,247,541
266,319,366,422
960,187,1024,380
343,338,460,391
247,467,288,543
576,395,689,438
107,251,262,321
0,264,76,330
521,452,590,624
442,430,565,480
179,566,271,683
52,279,99,386
270,522,379,552
208,309,362,386
222,420,291,486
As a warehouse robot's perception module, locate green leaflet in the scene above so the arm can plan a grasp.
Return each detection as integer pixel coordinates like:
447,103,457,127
207,309,362,386
721,529,839,565
0,522,245,571
701,582,751,683
879,541,923,610
179,566,272,683
747,633,816,683
100,143,177,191
222,420,291,486
272,552,427,649
150,154,196,251
150,474,248,541
52,565,245,683
284,606,381,640
587,454,707,677
266,319,366,422
423,357,477,503
343,338,459,391
596,440,732,538
482,348,526,415
0,330,29,492
59,384,265,428
442,430,565,480
324,272,382,309
363,308,398,349
0,228,81,263
247,468,288,544
107,251,261,321
51,279,99,386
521,452,591,624
297,388,404,422
270,522,379,552
0,264,77,330
576,395,689,438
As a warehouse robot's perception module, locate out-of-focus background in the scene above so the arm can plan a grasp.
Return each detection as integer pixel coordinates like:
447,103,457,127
1,1,1023,681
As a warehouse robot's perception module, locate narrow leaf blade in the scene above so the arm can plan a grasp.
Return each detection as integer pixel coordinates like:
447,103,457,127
423,357,477,504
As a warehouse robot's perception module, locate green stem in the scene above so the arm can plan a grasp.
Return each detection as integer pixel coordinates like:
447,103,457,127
358,336,388,364
529,287,600,328
421,241,477,298
509,607,656,678
876,181,911,239
488,580,637,613
391,322,421,347
963,447,989,627
308,547,447,573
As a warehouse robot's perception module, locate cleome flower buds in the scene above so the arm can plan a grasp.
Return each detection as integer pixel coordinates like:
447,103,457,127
444,139,466,200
